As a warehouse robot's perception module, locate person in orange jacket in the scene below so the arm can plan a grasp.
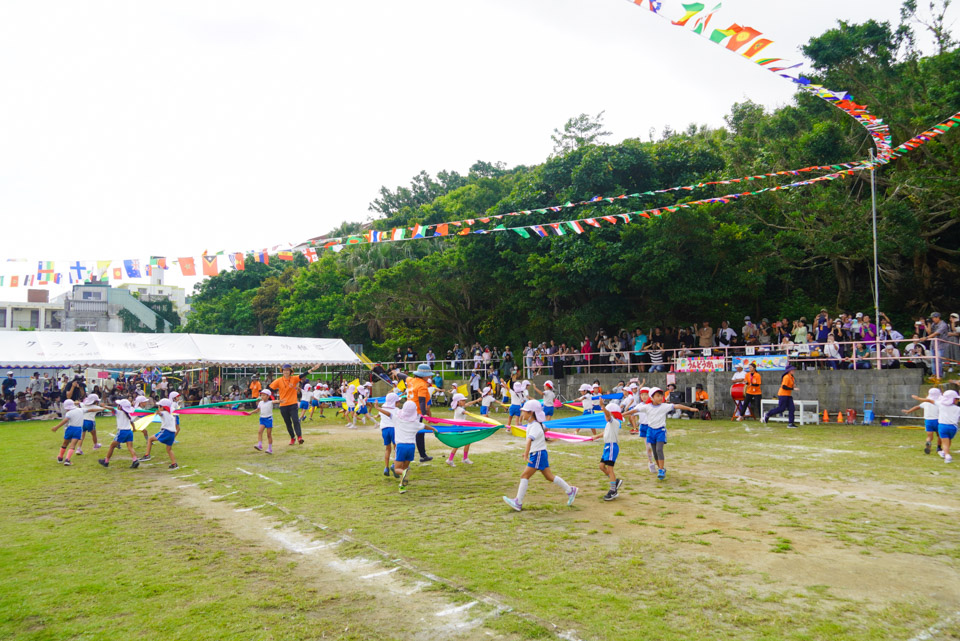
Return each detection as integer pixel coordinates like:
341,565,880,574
761,364,797,428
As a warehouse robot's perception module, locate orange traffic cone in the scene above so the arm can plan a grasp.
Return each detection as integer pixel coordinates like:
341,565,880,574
836,411,845,424
822,409,830,423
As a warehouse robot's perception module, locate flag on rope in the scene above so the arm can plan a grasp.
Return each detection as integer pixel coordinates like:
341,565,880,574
123,259,142,278
254,250,269,265
278,251,294,261
304,248,319,263
392,228,406,241
178,257,196,276
113,268,123,280
37,261,55,282
201,255,218,276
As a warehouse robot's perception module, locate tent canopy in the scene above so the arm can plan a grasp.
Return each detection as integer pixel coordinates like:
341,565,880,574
0,332,360,368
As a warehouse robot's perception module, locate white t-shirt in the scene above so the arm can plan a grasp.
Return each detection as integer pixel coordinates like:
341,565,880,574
542,390,556,406
346,385,356,407
394,418,422,445
115,410,133,431
454,406,466,421
258,400,274,418
634,403,649,425
160,411,177,433
81,403,99,422
939,401,959,426
923,400,940,421
645,403,675,430
620,392,635,410
379,407,395,429
731,371,746,382
580,394,593,411
65,407,84,428
508,389,523,406
313,388,323,401
525,420,547,453
480,387,494,408
603,418,621,444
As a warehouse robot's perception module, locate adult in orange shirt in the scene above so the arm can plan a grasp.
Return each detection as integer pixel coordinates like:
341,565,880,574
761,364,797,428
402,363,435,462
743,363,762,421
269,363,319,445
248,375,262,400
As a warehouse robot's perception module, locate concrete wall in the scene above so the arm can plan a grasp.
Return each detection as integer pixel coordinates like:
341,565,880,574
459,369,928,420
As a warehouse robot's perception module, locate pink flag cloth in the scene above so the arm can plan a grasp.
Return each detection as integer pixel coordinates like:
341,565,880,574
132,408,254,416
513,424,593,442
422,416,493,428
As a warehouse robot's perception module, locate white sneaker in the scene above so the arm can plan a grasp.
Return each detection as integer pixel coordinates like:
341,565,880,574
503,496,522,511
939,450,946,458
760,413,769,424
445,459,456,467
648,463,657,473
462,458,474,465
946,455,953,464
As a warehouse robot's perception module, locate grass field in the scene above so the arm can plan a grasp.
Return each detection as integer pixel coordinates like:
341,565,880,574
2,406,959,641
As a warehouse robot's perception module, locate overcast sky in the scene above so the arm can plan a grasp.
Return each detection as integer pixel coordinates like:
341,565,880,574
0,0,954,300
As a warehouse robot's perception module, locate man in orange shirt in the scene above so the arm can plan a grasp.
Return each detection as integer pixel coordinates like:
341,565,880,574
743,363,762,421
269,363,319,445
761,364,797,428
249,375,262,400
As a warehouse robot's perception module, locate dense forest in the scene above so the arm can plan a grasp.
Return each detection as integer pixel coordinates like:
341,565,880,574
184,8,960,360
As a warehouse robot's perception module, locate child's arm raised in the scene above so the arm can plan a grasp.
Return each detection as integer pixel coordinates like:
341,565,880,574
903,404,924,414
672,404,699,414
911,395,933,403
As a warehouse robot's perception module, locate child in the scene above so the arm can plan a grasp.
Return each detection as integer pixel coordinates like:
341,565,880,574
591,402,624,501
506,382,524,429
356,382,373,426
344,381,357,428
50,399,85,466
635,387,657,473
905,388,942,455
132,394,152,442
141,398,180,470
643,387,697,480
308,383,323,420
76,393,104,455
503,400,579,511
465,382,496,416
937,390,958,464
622,383,638,434
375,392,401,477
538,380,557,421
97,399,140,468
393,400,438,493
299,383,312,422
445,392,473,466
575,384,599,436
254,389,274,454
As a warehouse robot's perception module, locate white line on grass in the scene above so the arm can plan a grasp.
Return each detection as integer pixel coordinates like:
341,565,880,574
360,567,400,580
435,601,478,616
210,490,239,500
234,504,266,512
177,483,199,489
236,467,253,475
257,473,282,485
908,610,960,641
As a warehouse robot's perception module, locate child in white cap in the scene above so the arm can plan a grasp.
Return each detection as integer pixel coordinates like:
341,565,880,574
465,380,497,416
445,392,473,466
141,398,180,470
97,399,141,468
574,384,599,436
537,380,557,421
506,382,525,429
904,388,942,455
643,387,697,480
76,393,104,455
375,392,401,478
254,389,274,454
50,399,87,466
309,383,324,420
591,402,624,501
355,382,373,426
937,390,958,463
503,400,578,511
299,383,312,422
393,400,437,493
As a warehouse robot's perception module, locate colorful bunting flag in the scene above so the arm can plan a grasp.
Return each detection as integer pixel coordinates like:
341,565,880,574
179,257,196,276
392,228,407,241
254,250,269,265
123,259,142,278
113,268,122,280
201,255,218,276
434,223,449,237
304,248,319,263
10,276,18,288
278,251,294,261
37,261,55,282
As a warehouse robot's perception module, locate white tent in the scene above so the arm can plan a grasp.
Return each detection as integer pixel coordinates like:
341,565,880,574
0,332,360,368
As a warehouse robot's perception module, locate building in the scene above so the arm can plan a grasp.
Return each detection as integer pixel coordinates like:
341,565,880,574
117,283,189,324
0,289,65,331
62,280,175,333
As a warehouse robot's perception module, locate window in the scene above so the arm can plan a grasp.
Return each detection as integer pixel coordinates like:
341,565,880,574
29,310,39,328
138,288,147,294
0,308,5,327
81,290,102,301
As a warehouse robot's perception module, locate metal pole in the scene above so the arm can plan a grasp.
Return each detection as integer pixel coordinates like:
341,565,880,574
870,149,881,369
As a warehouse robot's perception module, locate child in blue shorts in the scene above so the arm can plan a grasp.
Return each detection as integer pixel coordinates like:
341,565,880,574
503,400,579,511
141,399,180,470
538,380,556,420
76,393,104,455
643,388,696,480
254,389,274,454
936,390,958,464
50,399,85,466
392,400,437,493
299,384,312,422
98,399,140,468
591,402,624,501
905,388,942,455
375,392,401,478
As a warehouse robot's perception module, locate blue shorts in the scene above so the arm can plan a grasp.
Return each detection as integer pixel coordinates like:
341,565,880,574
259,417,273,429
155,430,176,446
381,427,395,446
357,406,368,415
939,423,958,440
509,404,521,418
299,401,308,410
527,450,549,470
115,430,134,444
582,408,594,415
82,419,96,432
310,399,319,407
175,415,180,426
646,428,667,444
64,425,82,441
480,405,489,415
543,405,555,417
925,419,939,433
639,425,649,438
601,443,619,464
395,442,415,462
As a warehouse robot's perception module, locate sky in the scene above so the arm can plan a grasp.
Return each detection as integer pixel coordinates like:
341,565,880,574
0,0,955,301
